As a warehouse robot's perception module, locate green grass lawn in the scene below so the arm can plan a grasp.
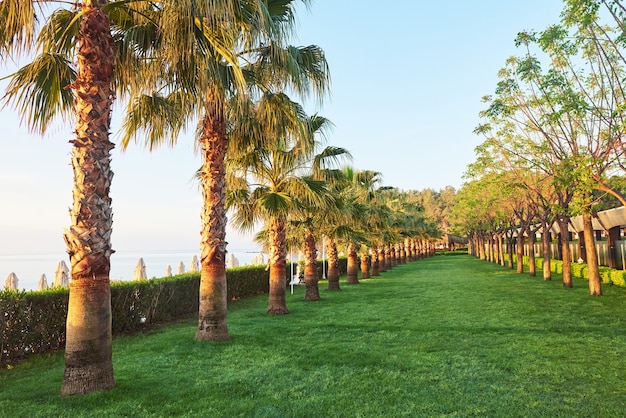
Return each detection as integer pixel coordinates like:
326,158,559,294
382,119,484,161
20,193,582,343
2,255,626,417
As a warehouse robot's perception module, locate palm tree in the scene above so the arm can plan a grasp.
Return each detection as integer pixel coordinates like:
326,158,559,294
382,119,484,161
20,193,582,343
121,0,329,337
0,0,177,395
226,93,337,314
2,0,259,395
288,147,350,300
340,168,384,284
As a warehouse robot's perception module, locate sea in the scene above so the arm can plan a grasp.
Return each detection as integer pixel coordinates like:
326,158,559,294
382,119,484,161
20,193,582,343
1,247,265,292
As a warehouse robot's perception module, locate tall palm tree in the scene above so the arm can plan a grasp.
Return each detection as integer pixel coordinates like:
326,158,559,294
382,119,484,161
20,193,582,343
0,0,185,395
2,0,254,395
339,168,384,284
226,93,336,314
288,146,350,300
121,0,329,337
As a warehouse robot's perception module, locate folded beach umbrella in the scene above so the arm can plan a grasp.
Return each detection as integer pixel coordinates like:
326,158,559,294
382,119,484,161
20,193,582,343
38,273,48,291
165,265,172,277
133,257,147,280
54,260,70,287
190,255,200,272
5,272,18,290
177,261,185,275
227,253,239,268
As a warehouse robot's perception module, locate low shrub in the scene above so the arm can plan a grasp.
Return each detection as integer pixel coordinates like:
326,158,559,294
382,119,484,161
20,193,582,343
2,258,349,369
2,266,268,368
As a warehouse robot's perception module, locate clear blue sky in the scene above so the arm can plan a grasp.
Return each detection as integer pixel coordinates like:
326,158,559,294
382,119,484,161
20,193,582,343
1,1,565,280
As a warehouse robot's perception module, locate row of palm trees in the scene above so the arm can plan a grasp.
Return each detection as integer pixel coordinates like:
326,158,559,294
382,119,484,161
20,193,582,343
1,1,439,395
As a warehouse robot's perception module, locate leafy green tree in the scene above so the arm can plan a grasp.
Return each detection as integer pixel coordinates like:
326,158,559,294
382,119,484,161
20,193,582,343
474,16,626,294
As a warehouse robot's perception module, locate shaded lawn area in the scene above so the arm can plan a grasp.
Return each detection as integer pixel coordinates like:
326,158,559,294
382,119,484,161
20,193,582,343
2,255,626,417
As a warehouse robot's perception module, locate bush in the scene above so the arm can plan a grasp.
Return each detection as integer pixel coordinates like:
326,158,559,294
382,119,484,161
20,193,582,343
1,258,351,368
1,265,271,368
1,288,68,367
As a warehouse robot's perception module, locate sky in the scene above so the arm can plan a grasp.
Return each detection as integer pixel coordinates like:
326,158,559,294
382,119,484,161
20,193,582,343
0,0,566,285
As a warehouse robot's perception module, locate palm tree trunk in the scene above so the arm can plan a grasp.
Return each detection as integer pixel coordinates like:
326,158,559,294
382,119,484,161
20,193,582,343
583,212,602,296
61,4,115,396
385,245,393,269
346,242,359,284
268,216,289,314
195,87,229,341
405,238,413,261
303,231,320,301
360,253,370,279
378,247,387,273
371,245,380,276
327,237,341,291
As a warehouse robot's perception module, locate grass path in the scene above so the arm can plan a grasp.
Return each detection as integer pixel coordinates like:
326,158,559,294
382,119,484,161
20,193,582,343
2,255,626,417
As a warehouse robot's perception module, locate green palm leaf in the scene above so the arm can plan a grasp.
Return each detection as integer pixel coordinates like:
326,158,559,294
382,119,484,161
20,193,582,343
2,53,75,133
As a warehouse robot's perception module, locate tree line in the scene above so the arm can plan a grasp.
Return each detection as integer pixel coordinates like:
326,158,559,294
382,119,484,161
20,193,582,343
451,0,626,296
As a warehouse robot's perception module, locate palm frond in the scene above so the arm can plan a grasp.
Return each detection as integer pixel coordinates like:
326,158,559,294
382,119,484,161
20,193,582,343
120,91,191,150
37,9,80,56
261,191,292,216
0,0,37,57
2,53,75,134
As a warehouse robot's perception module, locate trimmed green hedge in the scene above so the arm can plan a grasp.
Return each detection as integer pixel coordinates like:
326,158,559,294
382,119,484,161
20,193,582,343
1,258,347,368
503,255,626,287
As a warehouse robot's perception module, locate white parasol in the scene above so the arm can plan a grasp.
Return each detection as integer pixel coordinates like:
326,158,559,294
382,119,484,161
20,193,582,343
133,257,147,280
190,255,200,272
54,261,70,287
5,272,18,290
38,274,48,291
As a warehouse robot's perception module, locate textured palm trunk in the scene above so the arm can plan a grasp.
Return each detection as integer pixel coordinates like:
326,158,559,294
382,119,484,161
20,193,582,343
195,86,229,341
268,216,289,314
377,247,386,273
346,241,359,284
371,245,380,276
389,245,398,268
61,3,115,396
405,238,412,261
326,237,341,291
303,231,320,301
384,246,392,270
360,253,370,279
583,213,602,296
558,217,573,287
